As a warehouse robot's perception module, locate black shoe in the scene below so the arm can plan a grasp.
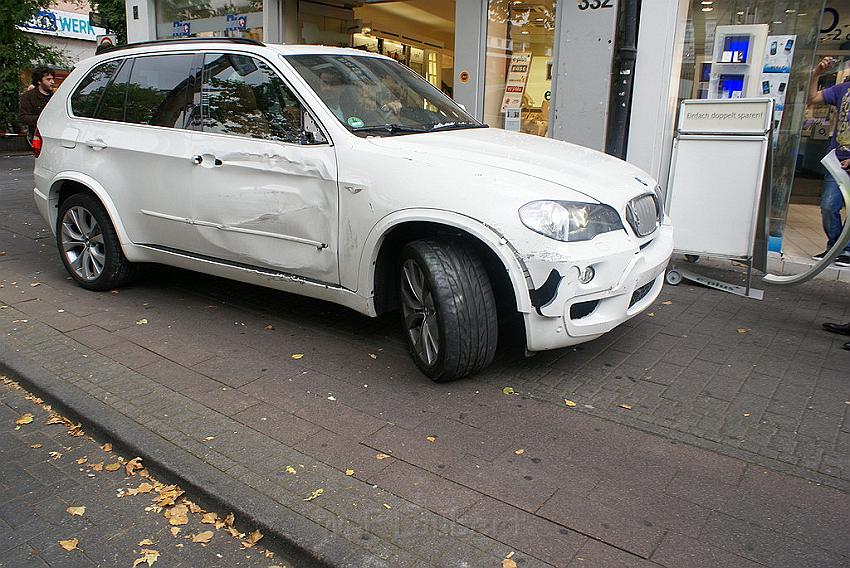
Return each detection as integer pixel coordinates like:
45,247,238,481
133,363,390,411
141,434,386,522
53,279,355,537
836,253,850,267
823,322,850,336
813,249,830,260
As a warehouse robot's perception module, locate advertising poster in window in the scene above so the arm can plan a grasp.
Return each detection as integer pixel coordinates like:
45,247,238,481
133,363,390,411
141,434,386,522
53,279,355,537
761,35,796,145
500,52,532,131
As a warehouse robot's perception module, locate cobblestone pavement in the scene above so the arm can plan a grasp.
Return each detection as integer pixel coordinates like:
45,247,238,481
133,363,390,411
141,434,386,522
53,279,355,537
2,154,850,567
0,377,289,568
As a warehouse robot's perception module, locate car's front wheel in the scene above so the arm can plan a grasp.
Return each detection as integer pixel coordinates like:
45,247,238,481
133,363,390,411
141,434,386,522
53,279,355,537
57,193,136,291
399,239,498,381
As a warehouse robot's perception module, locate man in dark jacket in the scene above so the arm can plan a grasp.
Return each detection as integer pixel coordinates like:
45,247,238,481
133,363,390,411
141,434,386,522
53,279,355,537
19,67,55,135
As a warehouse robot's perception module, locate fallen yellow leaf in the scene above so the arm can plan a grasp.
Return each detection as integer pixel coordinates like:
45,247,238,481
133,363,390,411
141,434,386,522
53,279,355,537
564,399,577,407
191,531,214,544
502,387,515,395
382,503,392,509
15,413,34,425
201,512,218,524
66,506,85,517
647,312,656,317
46,415,66,425
514,449,525,455
170,527,181,537
48,451,62,459
30,443,42,449
345,469,354,476
425,436,436,443
224,512,235,527
185,500,202,514
290,353,304,360
285,465,297,475
104,463,121,472
304,488,324,501
662,300,673,305
743,413,751,417
375,453,390,460
58,538,79,551
138,539,155,546
125,457,144,476
137,482,154,494
502,558,518,568
132,549,159,567
241,530,263,548
164,504,189,526
136,318,148,325
101,443,112,452
90,462,103,471
736,328,751,334
618,403,633,410
264,324,274,331
76,457,87,465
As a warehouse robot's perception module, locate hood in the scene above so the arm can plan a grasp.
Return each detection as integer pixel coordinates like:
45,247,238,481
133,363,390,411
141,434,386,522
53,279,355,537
365,127,656,204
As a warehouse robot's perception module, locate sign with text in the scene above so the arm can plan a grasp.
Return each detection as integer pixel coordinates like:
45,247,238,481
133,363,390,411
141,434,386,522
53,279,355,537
19,9,106,42
500,52,532,113
678,99,773,134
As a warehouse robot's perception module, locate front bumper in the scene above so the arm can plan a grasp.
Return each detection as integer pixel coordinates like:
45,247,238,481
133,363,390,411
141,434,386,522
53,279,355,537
522,224,674,351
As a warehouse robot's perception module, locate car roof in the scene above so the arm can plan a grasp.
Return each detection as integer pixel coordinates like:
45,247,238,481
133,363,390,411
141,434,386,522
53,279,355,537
86,40,390,66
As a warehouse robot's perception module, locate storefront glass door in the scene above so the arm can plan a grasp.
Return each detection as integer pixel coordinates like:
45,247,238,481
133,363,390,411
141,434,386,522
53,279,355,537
483,0,556,137
155,0,263,40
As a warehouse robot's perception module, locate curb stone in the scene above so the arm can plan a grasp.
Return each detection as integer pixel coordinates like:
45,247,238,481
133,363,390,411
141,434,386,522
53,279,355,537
0,341,388,568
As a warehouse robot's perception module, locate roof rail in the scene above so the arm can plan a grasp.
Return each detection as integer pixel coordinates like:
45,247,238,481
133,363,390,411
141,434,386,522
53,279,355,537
96,37,264,55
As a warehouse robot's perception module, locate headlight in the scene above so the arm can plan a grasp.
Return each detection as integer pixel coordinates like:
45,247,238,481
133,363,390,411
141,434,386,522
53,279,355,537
518,201,624,242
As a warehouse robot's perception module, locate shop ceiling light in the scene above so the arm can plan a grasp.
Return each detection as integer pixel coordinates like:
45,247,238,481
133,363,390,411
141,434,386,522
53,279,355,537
701,7,713,11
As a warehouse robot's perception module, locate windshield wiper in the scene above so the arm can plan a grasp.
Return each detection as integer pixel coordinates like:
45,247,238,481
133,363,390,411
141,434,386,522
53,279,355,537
352,124,428,135
427,121,488,132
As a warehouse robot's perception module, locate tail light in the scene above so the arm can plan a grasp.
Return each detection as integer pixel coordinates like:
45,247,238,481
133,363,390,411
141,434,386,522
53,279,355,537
31,127,43,158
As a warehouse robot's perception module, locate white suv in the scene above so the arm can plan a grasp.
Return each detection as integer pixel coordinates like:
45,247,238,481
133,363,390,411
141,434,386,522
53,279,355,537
32,38,673,381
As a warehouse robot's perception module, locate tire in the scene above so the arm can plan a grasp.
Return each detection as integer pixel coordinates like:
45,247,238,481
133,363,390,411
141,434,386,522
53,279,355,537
399,239,498,381
56,193,136,291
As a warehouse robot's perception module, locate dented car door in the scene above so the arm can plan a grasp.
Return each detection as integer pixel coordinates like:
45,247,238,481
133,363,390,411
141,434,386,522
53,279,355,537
189,52,339,284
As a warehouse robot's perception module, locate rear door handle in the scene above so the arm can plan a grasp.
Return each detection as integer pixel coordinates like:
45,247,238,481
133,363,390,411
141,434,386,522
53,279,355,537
86,139,107,150
192,155,203,164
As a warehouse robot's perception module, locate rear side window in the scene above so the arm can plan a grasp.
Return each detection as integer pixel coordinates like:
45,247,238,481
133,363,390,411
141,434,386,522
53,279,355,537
94,59,132,122
70,60,121,118
124,54,194,128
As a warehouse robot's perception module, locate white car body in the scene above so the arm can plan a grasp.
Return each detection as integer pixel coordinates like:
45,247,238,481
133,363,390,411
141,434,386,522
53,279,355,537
33,41,673,362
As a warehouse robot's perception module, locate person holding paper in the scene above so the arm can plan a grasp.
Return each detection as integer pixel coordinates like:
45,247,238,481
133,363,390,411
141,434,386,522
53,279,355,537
808,56,850,267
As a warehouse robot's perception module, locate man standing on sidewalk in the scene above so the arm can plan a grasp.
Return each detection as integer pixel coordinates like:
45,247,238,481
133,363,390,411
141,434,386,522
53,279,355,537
18,66,54,141
808,56,850,267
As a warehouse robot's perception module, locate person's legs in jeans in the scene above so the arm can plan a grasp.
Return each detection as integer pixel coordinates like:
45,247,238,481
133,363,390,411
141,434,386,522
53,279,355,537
821,174,850,253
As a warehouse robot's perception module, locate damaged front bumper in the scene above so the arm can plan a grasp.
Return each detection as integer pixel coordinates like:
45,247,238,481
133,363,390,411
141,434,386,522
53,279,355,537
520,224,674,352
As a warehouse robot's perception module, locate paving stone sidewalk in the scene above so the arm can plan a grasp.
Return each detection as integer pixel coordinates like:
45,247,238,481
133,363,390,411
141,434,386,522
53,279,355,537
0,377,288,568
2,153,850,567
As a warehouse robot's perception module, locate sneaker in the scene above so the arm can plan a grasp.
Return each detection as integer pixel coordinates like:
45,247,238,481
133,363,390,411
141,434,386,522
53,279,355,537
836,253,850,267
812,249,830,260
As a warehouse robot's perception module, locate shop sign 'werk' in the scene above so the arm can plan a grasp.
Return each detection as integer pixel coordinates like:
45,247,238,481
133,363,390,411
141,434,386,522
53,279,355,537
19,9,106,42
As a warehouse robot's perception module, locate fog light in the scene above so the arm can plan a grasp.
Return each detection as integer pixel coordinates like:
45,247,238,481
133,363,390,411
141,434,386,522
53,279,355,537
579,266,595,284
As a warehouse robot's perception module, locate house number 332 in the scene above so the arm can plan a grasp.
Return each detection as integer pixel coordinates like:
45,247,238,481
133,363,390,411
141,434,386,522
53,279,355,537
578,0,614,9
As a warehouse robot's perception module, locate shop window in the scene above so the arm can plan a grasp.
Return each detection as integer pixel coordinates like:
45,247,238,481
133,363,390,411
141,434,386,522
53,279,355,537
199,54,303,143
70,60,121,118
154,0,263,40
675,0,824,247
483,0,556,137
124,54,194,128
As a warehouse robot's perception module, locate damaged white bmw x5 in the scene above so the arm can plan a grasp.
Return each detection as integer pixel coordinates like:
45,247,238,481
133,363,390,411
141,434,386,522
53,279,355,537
32,38,673,381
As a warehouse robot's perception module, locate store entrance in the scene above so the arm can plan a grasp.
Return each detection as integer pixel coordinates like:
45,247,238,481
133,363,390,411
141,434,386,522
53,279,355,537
787,1,849,262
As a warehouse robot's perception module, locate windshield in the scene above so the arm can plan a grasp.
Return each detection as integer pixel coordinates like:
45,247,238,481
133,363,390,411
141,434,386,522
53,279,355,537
284,54,485,136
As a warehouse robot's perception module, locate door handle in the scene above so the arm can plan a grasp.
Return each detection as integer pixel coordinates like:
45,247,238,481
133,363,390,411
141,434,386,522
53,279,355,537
192,155,203,164
86,139,107,150
213,158,223,166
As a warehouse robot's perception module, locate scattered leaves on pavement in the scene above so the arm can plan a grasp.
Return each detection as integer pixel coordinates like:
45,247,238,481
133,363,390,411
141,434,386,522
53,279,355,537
514,449,525,455
201,512,218,524
170,527,181,537
290,353,304,360
502,558,518,568
382,503,392,509
564,399,577,407
66,506,86,517
375,453,390,460
345,469,354,476
136,318,148,325
502,387,515,395
647,312,655,317
58,538,79,551
191,531,214,544
76,457,87,464
304,488,324,501
101,443,112,452
14,413,34,425
138,539,155,546
104,462,121,472
164,504,189,526
661,300,673,305
743,413,751,417
30,443,42,449
125,457,144,476
89,462,103,471
736,328,751,334
49,451,62,459
284,465,297,475
618,403,633,410
425,435,437,443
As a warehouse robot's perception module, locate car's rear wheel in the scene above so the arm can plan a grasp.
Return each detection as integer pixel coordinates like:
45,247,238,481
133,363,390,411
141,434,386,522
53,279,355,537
57,193,136,291
399,239,497,381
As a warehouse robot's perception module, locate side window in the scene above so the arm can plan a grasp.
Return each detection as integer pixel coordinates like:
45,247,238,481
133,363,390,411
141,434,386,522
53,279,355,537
70,60,121,118
94,58,132,122
200,53,304,143
125,54,194,128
